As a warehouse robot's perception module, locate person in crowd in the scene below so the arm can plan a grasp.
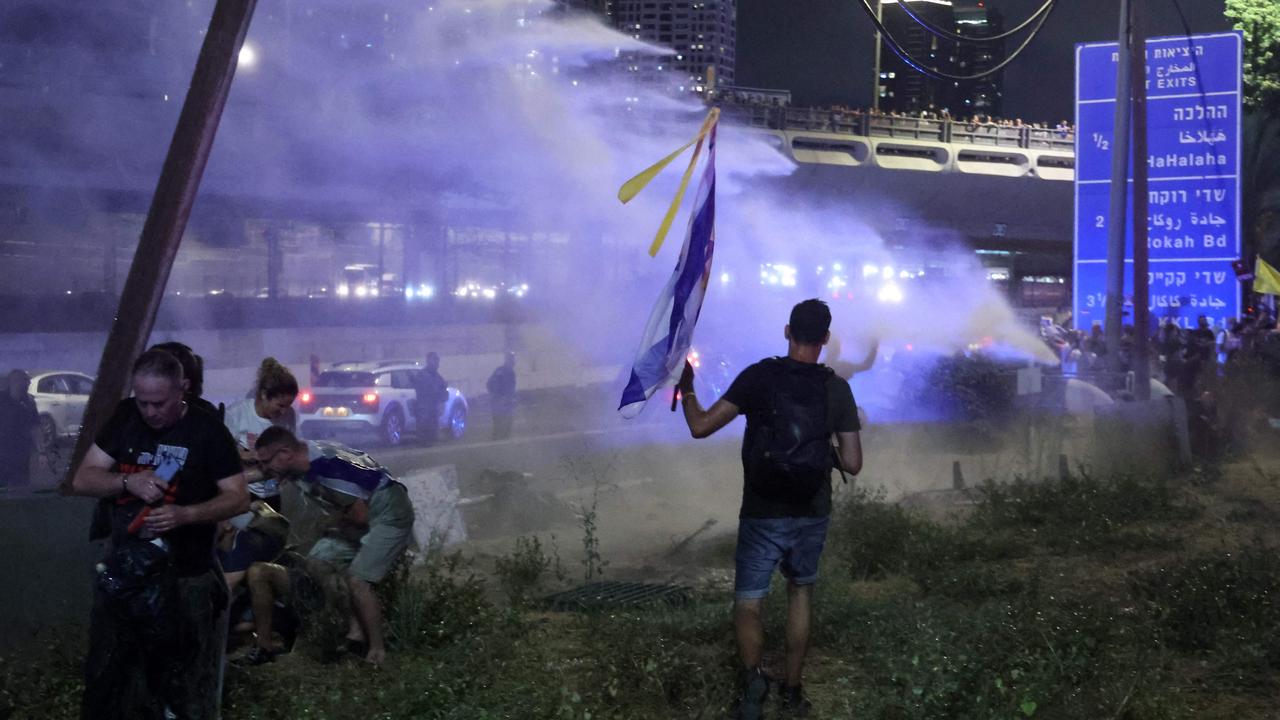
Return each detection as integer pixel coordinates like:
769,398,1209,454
823,335,879,382
223,357,299,509
1084,322,1107,358
1186,315,1219,387
70,349,247,720
1223,318,1244,361
486,352,518,441
0,369,39,489
1156,321,1186,389
150,341,218,417
414,351,448,444
676,299,863,719
243,427,414,666
309,353,323,387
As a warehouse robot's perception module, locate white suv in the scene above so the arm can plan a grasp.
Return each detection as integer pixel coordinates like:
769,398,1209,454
297,361,468,446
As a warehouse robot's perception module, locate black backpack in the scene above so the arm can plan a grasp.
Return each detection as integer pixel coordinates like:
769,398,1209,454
743,358,836,504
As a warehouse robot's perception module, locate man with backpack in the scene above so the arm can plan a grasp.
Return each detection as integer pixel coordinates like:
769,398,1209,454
678,299,863,719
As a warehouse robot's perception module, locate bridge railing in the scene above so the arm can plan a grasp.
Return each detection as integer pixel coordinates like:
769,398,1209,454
722,104,1075,153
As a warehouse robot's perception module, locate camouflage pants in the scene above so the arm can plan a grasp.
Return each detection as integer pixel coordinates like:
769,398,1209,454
81,569,228,720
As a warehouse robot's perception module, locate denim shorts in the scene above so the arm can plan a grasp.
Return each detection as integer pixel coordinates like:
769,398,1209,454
734,516,831,600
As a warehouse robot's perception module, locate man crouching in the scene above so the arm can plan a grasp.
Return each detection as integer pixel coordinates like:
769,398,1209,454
245,427,414,665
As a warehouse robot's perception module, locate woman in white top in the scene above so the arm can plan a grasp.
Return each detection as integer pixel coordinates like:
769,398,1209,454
219,357,298,594
223,357,298,508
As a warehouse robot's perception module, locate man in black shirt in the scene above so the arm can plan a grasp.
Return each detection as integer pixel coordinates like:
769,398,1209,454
70,349,247,720
678,299,862,719
0,370,39,488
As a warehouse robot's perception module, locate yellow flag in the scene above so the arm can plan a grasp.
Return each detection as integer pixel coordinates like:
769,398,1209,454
617,108,720,257
1255,256,1280,296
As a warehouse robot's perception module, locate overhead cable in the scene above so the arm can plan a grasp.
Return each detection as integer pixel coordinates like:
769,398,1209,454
856,0,1059,82
894,0,1056,44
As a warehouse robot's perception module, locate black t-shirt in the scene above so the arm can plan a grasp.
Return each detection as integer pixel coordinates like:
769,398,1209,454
0,393,38,467
723,358,861,519
93,398,242,575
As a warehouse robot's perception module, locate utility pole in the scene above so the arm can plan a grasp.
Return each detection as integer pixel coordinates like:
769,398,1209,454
63,0,259,490
1104,0,1134,379
871,0,884,112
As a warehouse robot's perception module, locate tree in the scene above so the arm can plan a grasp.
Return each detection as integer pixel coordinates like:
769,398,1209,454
1225,0,1280,264
1226,0,1280,112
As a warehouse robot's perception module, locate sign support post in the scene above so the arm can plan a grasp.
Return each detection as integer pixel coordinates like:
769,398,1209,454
1130,0,1151,400
1104,0,1134,374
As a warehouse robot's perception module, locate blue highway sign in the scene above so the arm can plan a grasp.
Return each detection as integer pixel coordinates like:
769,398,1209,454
1073,32,1242,331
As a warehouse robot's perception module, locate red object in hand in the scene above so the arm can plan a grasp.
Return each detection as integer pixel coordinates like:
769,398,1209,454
127,482,180,535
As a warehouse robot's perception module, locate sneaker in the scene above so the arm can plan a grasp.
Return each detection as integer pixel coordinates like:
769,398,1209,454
779,684,812,718
737,667,770,720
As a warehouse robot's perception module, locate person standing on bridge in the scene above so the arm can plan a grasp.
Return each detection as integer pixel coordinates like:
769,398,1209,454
677,299,863,719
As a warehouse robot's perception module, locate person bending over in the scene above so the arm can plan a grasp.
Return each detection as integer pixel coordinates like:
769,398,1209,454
245,427,414,666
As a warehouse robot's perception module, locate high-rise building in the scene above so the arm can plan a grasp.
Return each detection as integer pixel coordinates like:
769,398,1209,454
556,0,616,21
609,0,737,96
876,0,1005,116
950,2,1004,117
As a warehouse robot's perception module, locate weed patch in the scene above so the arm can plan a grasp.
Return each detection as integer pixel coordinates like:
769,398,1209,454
1130,541,1280,690
967,471,1199,555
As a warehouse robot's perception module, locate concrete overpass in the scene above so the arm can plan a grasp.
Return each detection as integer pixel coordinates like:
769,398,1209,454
724,104,1076,182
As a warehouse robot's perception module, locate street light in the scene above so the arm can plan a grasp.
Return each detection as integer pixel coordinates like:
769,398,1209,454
238,43,259,70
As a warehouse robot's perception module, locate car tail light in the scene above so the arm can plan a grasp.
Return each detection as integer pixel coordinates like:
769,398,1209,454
299,391,315,413
362,393,380,412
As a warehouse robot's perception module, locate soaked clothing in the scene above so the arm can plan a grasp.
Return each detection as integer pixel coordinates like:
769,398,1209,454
83,399,241,720
82,569,229,720
722,358,860,600
734,516,831,599
722,358,860,519
92,399,242,574
302,442,414,583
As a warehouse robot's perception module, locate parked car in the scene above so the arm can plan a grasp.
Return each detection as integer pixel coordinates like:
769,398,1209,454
27,370,94,445
297,361,468,446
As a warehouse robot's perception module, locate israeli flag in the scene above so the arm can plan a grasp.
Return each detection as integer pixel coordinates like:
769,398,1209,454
619,126,717,418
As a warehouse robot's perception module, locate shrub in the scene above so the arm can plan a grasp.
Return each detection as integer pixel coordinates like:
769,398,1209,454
494,535,553,607
816,590,1149,720
571,602,737,717
386,550,493,652
967,470,1198,555
830,485,1024,585
1130,540,1280,688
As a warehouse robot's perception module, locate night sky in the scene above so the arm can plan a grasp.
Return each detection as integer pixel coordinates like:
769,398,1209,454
736,0,1233,122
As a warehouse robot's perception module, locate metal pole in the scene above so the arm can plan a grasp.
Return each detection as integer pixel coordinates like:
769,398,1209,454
62,0,259,491
1104,0,1133,374
872,0,884,112
1130,0,1151,400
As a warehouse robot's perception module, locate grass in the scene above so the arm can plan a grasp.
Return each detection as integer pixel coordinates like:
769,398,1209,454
5,463,1280,719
